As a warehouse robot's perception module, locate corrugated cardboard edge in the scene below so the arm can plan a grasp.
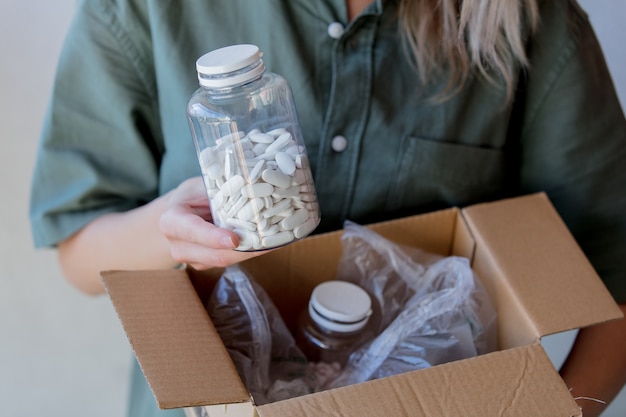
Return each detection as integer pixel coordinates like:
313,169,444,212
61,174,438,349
257,344,582,417
462,193,623,348
101,269,252,409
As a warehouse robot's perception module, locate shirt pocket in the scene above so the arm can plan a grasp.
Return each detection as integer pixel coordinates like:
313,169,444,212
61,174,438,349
387,135,508,211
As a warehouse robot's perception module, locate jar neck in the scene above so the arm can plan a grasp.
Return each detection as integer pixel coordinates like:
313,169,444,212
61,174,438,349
313,321,364,338
201,74,265,96
198,59,265,90
309,302,370,334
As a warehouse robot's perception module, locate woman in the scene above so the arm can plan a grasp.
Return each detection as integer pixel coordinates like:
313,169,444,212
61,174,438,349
30,0,626,416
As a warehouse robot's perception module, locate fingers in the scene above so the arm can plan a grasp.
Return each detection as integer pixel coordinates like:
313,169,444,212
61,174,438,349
170,240,266,271
160,203,236,249
160,176,269,270
168,177,211,208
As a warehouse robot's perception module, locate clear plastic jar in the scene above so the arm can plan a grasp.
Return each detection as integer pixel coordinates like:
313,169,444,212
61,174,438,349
187,44,321,251
296,281,374,366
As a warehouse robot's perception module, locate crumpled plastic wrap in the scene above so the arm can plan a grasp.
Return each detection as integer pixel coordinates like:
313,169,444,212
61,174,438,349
206,265,310,404
329,221,498,388
205,221,498,401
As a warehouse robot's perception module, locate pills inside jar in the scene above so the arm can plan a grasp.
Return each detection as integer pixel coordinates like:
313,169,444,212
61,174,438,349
187,45,321,251
199,127,321,250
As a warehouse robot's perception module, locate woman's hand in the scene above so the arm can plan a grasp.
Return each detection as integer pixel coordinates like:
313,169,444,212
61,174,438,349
58,176,266,295
159,176,267,270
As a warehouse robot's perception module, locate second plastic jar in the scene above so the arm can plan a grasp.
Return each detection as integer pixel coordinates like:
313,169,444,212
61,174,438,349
297,280,375,366
187,44,321,251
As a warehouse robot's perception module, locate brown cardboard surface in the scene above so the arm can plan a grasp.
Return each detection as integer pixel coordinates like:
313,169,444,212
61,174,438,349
101,269,251,409
462,193,623,348
257,344,580,417
101,193,622,415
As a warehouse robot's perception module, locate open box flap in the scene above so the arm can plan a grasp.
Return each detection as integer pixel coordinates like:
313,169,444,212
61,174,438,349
257,344,581,417
461,193,623,347
101,269,251,409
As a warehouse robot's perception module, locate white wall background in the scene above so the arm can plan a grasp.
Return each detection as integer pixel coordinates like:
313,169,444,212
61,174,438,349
0,1,624,417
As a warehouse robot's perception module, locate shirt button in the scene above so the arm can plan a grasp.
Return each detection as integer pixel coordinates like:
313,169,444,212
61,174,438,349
327,22,345,39
331,135,348,152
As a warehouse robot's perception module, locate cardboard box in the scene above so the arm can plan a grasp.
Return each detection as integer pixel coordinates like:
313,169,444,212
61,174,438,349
102,193,623,417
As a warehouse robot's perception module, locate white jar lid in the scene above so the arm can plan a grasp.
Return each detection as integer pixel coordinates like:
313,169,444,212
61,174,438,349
196,44,265,88
309,281,372,333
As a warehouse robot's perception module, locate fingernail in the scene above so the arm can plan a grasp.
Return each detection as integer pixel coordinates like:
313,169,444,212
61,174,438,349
220,235,236,248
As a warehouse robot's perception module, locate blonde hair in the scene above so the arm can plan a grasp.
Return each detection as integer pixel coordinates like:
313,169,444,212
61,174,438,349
399,0,540,102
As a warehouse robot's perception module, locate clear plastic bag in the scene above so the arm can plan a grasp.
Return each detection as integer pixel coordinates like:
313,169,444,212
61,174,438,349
329,221,498,388
206,265,310,404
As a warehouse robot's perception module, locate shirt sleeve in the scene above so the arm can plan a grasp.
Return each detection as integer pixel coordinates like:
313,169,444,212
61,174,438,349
520,0,626,303
29,0,163,248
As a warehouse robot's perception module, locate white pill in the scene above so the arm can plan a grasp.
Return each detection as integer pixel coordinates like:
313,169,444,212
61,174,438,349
265,132,292,154
234,229,260,248
202,176,214,188
272,185,299,199
221,175,244,196
226,218,256,232
262,224,279,235
262,231,294,247
199,147,218,166
248,159,265,183
294,217,318,238
255,216,270,231
276,207,295,219
206,185,218,198
267,127,287,137
237,198,264,222
295,154,309,169
242,182,274,198
291,198,306,209
279,208,309,231
249,132,274,143
224,151,234,178
285,145,300,157
262,169,291,189
222,195,233,212
211,190,226,211
256,150,279,161
275,152,296,176
252,143,268,156
262,198,293,218
206,162,223,180
226,194,248,218
246,128,261,137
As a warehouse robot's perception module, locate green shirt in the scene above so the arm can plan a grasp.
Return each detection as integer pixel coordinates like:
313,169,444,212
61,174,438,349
31,0,626,301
